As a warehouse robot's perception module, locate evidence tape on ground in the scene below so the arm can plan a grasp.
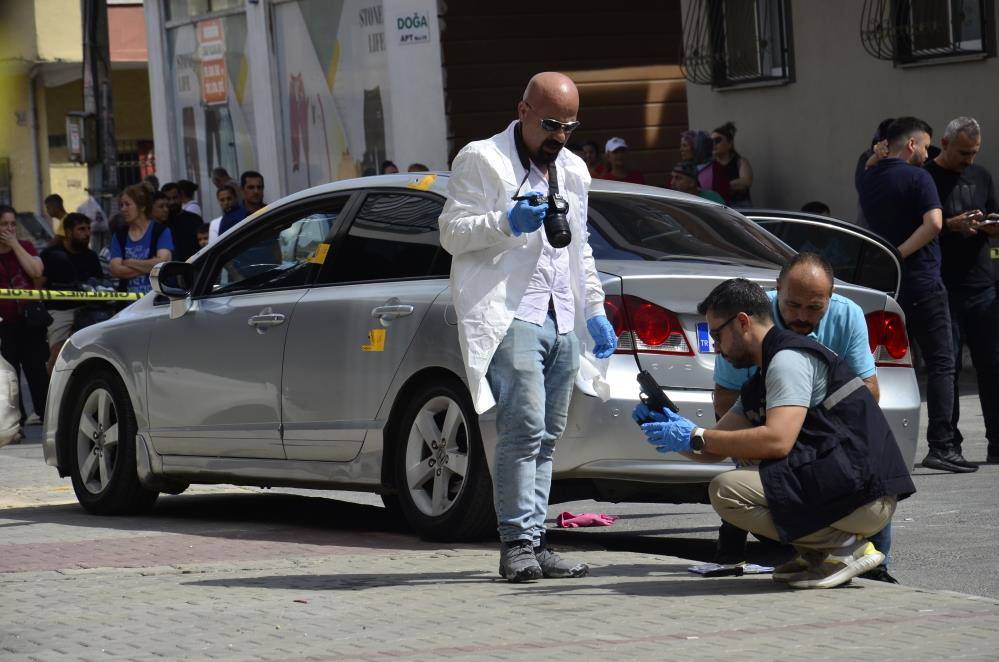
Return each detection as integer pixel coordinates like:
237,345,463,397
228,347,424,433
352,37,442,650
0,289,142,302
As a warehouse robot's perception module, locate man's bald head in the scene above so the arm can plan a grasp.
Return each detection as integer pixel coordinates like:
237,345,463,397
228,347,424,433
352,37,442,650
776,253,835,335
523,72,579,116
517,72,580,167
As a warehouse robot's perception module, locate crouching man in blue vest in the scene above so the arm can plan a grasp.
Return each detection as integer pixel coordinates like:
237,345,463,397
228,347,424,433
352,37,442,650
635,278,916,589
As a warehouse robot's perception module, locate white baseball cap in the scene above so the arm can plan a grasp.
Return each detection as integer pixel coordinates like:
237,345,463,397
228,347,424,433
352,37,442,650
605,137,628,152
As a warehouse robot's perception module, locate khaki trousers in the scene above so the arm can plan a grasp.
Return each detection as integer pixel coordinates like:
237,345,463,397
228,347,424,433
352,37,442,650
709,467,896,554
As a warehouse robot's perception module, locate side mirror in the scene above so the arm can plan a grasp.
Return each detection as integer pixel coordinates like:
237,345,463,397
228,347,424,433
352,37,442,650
150,261,195,299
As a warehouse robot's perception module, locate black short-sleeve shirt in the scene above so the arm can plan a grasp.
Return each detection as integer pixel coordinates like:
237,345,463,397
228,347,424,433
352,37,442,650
859,158,943,301
40,244,104,310
924,160,998,295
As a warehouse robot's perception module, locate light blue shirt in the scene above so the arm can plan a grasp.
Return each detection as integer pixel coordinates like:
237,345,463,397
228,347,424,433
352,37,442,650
513,163,574,333
713,290,875,390
729,348,829,417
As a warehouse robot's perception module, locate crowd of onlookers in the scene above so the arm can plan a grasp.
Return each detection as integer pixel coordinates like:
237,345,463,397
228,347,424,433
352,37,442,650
854,115,998,471
0,167,269,441
3,114,995,475
565,121,755,208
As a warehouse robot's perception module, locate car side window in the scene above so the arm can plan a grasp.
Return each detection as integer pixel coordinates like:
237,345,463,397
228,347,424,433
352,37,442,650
206,200,346,296
856,242,899,294
775,223,865,285
319,193,449,284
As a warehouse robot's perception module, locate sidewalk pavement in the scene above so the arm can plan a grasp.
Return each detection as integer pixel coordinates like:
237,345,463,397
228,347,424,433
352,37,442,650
3,444,999,661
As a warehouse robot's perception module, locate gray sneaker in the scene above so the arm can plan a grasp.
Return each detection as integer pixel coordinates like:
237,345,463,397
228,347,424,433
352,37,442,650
498,540,543,582
534,537,588,579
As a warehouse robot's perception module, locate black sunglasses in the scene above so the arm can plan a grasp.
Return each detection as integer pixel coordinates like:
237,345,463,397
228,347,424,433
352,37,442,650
712,135,725,144
709,313,740,343
525,101,580,134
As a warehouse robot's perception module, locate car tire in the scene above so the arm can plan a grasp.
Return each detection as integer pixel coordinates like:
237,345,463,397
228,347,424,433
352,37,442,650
68,369,158,515
392,378,495,541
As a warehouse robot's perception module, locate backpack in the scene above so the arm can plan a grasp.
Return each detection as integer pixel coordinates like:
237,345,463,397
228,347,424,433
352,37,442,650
115,223,168,292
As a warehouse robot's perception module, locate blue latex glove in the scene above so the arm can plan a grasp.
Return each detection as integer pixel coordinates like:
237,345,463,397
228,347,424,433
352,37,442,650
631,402,669,425
640,409,696,454
507,192,547,236
586,315,618,359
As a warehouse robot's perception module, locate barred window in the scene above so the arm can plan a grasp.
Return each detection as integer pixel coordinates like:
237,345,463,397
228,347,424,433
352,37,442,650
681,0,794,88
861,0,995,64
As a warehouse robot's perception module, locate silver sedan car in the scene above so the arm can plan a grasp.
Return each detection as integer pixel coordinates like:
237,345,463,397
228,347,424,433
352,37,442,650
42,174,920,541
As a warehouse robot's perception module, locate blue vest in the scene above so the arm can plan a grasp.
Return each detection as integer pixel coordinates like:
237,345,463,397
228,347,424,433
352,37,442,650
740,328,916,542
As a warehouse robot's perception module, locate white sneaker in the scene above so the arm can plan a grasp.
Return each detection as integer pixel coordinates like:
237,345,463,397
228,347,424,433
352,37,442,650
788,541,884,589
25,414,41,426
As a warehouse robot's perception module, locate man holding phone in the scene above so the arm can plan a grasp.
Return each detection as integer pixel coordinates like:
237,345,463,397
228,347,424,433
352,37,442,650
925,117,999,464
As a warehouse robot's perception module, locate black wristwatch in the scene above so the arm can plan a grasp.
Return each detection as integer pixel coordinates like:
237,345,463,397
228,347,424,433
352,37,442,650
690,427,706,453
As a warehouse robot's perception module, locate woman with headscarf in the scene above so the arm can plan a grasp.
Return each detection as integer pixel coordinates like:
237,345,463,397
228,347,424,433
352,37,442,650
679,130,731,202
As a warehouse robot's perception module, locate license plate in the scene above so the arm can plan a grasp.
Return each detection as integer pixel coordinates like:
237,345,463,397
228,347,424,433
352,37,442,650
696,322,714,353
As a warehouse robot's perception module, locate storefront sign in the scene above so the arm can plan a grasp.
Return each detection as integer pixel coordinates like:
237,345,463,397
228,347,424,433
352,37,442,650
394,10,430,45
197,18,227,105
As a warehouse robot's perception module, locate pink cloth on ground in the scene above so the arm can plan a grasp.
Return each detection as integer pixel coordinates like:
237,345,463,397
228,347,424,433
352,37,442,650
556,512,619,528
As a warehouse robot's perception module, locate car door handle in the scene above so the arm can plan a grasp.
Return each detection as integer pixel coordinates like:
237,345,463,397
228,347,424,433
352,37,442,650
371,305,414,320
248,313,286,328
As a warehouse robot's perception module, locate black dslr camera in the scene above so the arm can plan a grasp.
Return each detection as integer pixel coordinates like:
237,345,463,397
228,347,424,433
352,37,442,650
541,162,572,248
514,163,572,248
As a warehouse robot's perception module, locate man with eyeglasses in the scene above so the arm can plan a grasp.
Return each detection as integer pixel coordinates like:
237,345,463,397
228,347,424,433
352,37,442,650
708,253,897,581
439,72,618,582
634,278,915,590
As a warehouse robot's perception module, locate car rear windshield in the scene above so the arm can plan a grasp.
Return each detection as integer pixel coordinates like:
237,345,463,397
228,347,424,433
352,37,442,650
586,193,793,268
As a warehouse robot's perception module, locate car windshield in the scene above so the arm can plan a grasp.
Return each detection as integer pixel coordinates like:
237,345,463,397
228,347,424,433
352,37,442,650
586,193,793,268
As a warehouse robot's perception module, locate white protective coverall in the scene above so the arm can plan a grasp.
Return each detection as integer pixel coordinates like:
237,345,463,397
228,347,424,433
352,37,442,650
438,120,611,415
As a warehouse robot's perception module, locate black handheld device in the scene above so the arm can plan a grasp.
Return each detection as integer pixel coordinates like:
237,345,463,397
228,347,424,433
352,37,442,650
635,370,679,423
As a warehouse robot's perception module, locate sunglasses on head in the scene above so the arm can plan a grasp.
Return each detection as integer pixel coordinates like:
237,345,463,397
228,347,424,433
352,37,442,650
525,101,580,134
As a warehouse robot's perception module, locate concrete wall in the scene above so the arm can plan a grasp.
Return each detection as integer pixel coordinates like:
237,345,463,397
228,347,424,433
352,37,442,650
34,0,83,62
683,0,999,220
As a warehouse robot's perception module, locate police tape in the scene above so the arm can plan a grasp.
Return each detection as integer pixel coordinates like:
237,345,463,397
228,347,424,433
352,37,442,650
0,289,142,302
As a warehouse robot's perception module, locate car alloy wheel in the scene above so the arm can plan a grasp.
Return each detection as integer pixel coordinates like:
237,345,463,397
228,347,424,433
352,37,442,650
67,369,158,515
392,378,495,541
403,394,470,517
76,387,119,495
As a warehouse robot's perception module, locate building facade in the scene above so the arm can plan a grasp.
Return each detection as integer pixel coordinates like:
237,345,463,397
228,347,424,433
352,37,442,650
0,0,152,217
681,0,999,219
144,0,448,220
145,0,692,219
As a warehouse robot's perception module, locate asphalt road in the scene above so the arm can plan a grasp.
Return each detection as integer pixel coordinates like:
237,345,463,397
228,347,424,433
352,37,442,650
8,380,997,601
548,383,999,600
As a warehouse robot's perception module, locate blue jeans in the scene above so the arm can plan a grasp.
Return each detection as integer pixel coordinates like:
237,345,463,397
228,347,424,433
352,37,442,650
486,315,579,544
870,522,892,567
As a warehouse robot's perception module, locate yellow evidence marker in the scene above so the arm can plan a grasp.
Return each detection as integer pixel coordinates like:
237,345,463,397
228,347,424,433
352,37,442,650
362,328,386,352
406,174,437,191
306,243,330,264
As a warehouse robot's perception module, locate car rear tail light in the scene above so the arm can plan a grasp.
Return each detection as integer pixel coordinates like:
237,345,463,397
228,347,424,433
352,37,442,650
866,310,910,367
604,295,693,356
